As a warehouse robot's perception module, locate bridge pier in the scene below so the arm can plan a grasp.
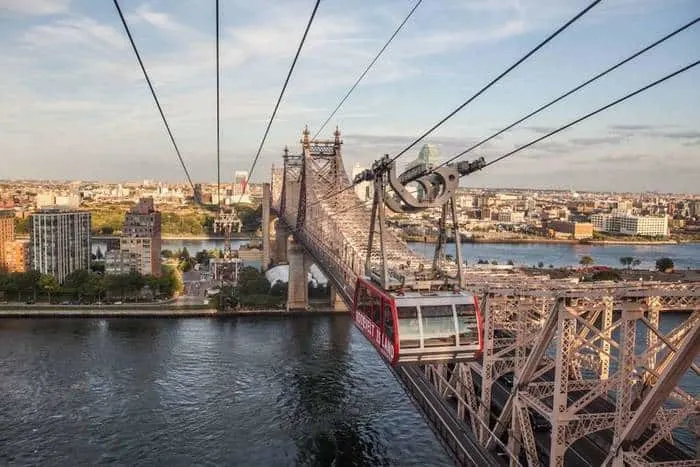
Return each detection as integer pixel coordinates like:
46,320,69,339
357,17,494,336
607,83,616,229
287,238,309,311
262,183,271,271
274,222,289,265
328,284,348,312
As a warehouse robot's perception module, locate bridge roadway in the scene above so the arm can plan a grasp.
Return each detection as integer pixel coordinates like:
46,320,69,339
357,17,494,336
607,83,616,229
468,365,689,465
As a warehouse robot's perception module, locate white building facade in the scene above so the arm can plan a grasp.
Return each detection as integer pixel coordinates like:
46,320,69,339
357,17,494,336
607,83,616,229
591,213,668,237
30,207,91,283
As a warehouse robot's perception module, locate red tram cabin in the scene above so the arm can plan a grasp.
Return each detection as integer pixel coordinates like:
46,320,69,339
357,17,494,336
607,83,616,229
352,277,483,365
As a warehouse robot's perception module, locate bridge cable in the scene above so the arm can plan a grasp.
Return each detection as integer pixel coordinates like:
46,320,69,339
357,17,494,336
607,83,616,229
434,15,700,171
307,0,602,207
312,0,423,140
481,58,700,170
238,0,322,203
216,0,221,210
384,0,602,167
112,0,196,194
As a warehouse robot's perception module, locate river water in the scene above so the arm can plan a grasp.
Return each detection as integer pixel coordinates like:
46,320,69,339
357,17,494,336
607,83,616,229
93,239,700,270
0,315,451,466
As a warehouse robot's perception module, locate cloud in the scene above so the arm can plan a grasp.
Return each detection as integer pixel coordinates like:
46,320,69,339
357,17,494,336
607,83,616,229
657,130,700,140
0,0,697,194
609,124,656,131
595,153,649,163
569,135,626,146
0,0,70,15
128,4,188,33
523,126,556,135
20,16,125,51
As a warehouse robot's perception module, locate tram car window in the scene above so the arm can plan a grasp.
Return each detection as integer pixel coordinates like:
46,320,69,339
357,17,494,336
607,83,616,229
420,305,457,347
397,306,420,349
455,303,478,345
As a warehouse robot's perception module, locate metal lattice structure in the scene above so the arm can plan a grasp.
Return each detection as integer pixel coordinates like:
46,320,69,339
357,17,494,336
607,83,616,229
269,129,700,466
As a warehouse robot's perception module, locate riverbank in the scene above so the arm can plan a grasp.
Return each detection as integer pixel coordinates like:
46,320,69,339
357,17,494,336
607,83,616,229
92,234,256,240
465,237,682,245
405,236,688,246
0,306,343,318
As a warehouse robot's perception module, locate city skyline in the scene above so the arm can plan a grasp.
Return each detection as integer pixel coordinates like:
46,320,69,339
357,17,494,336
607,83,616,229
1,0,699,192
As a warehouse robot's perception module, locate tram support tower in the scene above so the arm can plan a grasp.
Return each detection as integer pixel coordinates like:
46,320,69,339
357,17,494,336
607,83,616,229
356,154,484,290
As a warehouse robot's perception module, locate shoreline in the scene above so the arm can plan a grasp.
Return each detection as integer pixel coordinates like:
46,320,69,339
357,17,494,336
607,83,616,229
444,238,689,246
0,306,344,318
21,234,695,246
96,234,255,241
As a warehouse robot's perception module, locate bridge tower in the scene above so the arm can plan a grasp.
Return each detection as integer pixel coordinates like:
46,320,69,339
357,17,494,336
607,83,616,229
268,128,348,312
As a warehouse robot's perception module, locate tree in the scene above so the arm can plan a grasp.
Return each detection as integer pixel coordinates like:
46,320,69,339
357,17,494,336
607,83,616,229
579,256,594,266
619,256,634,270
537,261,544,268
63,269,91,301
491,260,498,265
24,270,41,301
144,274,161,297
507,259,515,266
89,273,105,301
195,249,211,266
161,249,174,259
238,266,270,295
656,257,674,272
585,270,621,282
14,217,29,235
160,265,183,297
179,259,193,272
632,259,641,268
179,247,191,261
39,274,60,302
270,281,288,297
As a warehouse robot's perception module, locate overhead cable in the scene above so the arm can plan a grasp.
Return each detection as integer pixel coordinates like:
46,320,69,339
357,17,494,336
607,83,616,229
239,0,322,203
112,0,196,193
311,0,603,206
312,0,423,140
436,15,700,170
482,59,700,170
385,0,602,166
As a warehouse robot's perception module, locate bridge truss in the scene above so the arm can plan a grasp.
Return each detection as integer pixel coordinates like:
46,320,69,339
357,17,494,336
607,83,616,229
270,129,700,466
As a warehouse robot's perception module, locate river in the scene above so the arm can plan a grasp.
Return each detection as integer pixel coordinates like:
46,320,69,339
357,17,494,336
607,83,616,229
0,315,451,466
93,239,700,271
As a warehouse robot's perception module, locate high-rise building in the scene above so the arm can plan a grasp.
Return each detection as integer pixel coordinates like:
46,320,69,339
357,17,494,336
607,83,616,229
104,249,140,275
232,171,250,203
5,240,29,272
351,163,372,203
404,144,441,202
30,207,91,283
0,210,15,271
120,197,161,276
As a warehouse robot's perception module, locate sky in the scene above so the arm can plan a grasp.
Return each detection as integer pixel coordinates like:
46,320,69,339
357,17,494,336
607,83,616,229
0,0,698,193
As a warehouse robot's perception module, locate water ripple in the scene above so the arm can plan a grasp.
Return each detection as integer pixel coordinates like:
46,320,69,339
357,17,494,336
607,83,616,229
0,316,452,466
